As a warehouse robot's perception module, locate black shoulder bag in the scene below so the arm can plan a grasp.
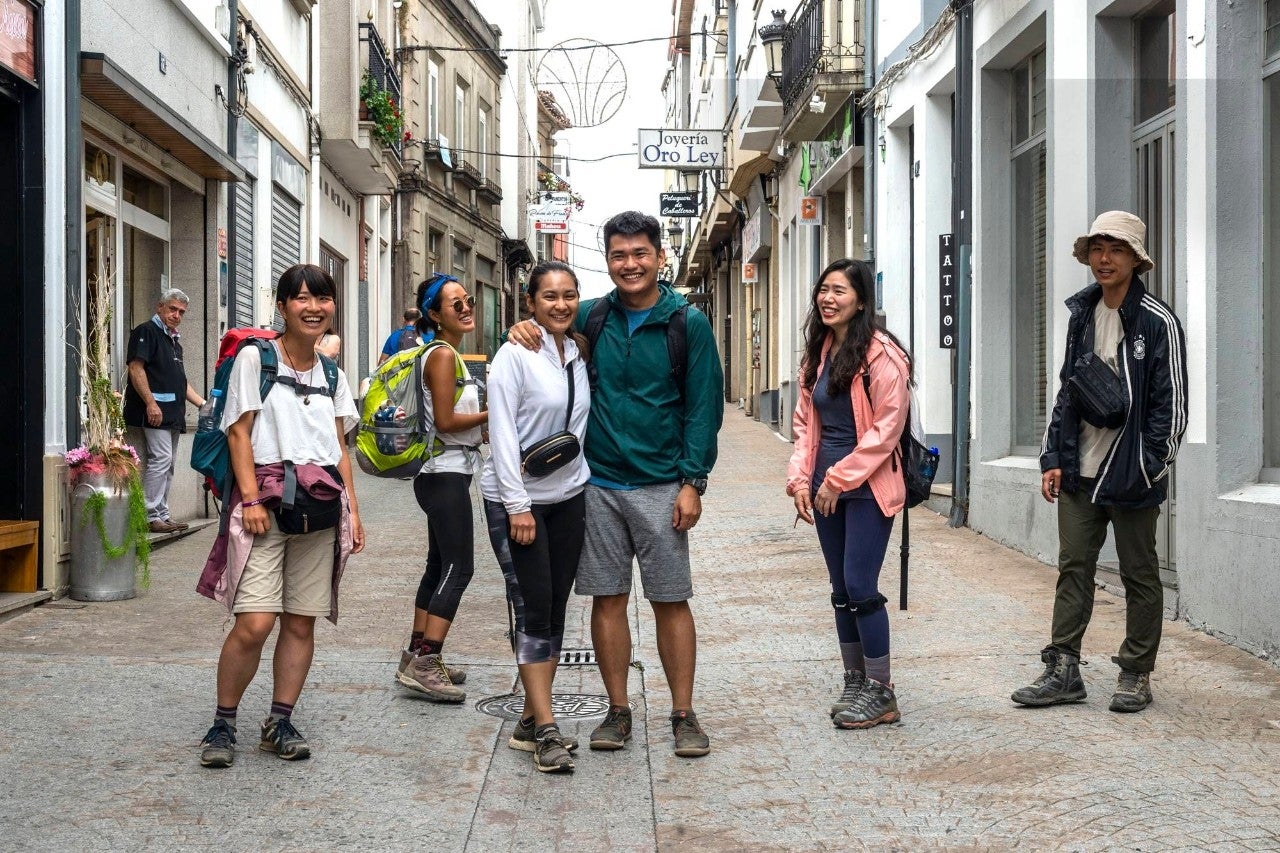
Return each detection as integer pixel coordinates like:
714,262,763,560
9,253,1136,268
520,361,582,478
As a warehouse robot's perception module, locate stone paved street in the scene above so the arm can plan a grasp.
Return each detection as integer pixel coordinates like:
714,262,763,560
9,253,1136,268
2,408,1279,851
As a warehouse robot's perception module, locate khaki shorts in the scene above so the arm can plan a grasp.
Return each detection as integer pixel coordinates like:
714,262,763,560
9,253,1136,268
233,523,336,616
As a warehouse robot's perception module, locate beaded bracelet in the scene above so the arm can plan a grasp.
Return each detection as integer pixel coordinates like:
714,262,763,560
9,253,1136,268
241,498,266,508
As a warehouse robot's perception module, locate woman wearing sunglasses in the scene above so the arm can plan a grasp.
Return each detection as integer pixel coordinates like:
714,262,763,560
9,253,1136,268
395,274,488,704
481,261,591,773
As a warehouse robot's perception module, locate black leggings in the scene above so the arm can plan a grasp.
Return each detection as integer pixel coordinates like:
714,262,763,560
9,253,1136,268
413,473,475,621
483,493,586,665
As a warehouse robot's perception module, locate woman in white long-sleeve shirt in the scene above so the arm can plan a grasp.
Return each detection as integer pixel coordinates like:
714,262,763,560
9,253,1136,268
481,261,591,774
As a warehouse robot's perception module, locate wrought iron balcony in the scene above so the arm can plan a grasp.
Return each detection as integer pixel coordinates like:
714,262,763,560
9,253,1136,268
359,22,402,159
779,0,865,116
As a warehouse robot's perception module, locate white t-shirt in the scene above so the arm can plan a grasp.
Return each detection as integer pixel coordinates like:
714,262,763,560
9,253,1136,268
220,341,358,466
1079,301,1125,479
418,343,484,476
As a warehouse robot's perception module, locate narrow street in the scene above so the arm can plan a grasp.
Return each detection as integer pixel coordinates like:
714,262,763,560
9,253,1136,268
2,407,1278,851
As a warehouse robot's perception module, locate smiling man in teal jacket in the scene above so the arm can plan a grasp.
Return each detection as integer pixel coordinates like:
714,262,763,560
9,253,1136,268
511,210,723,758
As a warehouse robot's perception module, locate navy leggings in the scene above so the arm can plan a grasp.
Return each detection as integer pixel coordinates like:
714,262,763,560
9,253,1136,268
813,498,894,657
413,473,475,621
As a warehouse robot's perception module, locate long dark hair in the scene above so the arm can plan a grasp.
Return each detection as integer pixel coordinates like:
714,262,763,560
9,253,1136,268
800,258,912,393
526,260,589,359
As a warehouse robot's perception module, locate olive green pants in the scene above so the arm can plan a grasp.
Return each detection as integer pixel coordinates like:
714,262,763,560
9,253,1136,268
1049,482,1163,673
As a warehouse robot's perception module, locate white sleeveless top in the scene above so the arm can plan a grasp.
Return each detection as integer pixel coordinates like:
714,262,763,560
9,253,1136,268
418,343,483,476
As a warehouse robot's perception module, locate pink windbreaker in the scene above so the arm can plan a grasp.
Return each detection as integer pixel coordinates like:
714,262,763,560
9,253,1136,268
786,331,911,517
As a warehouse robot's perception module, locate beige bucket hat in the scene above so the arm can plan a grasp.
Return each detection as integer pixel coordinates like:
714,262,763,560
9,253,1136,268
1072,210,1155,275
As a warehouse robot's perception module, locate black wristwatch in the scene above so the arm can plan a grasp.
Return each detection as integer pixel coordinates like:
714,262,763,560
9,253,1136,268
680,477,708,496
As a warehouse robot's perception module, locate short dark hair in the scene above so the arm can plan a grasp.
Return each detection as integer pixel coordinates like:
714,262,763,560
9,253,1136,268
276,263,337,304
603,211,662,254
414,276,451,336
403,308,422,322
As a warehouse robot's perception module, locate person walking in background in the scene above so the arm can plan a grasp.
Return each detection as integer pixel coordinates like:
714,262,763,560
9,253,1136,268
482,261,592,773
1012,211,1187,714
395,275,487,703
197,263,365,768
315,326,341,360
378,308,422,366
786,259,912,730
124,289,206,533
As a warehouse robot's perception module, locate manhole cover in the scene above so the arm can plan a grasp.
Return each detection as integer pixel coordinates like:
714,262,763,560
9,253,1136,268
475,693,631,721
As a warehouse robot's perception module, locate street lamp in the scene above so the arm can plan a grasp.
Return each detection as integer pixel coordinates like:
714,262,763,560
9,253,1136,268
667,222,685,253
679,169,700,195
759,9,787,81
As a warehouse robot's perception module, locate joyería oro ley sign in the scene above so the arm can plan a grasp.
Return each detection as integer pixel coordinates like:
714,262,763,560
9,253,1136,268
637,129,725,170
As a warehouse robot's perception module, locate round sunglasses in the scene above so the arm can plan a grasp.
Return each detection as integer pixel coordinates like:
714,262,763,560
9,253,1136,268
449,295,477,313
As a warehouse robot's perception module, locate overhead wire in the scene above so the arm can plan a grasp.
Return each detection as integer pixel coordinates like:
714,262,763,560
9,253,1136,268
398,31,722,56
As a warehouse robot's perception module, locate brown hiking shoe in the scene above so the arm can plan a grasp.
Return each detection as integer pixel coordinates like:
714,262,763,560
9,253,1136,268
833,680,900,729
588,706,632,750
831,669,868,718
397,652,466,703
397,648,466,685
1109,669,1152,713
670,710,710,757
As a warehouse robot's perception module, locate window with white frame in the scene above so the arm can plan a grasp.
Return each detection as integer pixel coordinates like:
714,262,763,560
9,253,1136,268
1264,2,1280,472
1010,48,1049,453
455,82,467,155
478,104,489,178
427,61,440,141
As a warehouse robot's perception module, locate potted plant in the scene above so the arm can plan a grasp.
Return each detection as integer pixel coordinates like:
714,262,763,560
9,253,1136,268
359,73,404,148
67,267,151,601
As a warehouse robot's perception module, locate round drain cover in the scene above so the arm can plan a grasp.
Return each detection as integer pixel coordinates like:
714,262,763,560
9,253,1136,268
474,693,631,721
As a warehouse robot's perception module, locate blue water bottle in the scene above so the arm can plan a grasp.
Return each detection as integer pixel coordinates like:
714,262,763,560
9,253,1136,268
921,446,940,481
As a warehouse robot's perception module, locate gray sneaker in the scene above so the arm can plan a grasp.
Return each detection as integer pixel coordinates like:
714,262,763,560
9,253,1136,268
830,669,868,718
509,717,578,753
397,652,466,703
1109,669,1153,713
670,710,710,757
260,716,310,760
533,725,575,773
199,719,236,768
1011,649,1087,707
397,648,466,685
589,706,633,750
833,680,900,729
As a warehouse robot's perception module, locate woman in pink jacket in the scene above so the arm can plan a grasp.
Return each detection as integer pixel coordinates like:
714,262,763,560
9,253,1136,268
786,259,911,730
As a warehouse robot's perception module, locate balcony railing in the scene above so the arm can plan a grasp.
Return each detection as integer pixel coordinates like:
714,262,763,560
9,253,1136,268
779,0,864,112
359,22,402,158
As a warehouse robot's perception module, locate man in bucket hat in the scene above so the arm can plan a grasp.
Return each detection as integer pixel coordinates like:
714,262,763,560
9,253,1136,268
1012,211,1187,714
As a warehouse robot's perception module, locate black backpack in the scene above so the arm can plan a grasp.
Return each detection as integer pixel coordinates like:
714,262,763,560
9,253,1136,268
582,298,689,399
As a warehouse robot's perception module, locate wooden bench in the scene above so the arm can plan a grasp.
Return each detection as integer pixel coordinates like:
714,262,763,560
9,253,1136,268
0,521,39,594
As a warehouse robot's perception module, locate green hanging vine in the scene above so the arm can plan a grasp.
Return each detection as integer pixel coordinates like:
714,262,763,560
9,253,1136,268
78,472,152,590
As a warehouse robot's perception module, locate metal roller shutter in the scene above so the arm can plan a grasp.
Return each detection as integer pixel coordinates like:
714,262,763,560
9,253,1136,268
232,180,255,328
270,184,302,331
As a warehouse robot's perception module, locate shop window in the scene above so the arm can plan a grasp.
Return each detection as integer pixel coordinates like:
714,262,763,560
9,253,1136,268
1010,48,1048,454
122,165,167,221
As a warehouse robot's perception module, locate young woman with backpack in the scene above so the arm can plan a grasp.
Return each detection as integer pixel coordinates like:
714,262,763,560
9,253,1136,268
481,261,591,773
395,274,488,703
197,263,364,768
785,259,912,730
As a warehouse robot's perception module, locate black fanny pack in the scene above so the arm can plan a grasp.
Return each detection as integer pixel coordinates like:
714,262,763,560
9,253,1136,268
1067,352,1126,429
274,462,343,535
520,361,582,478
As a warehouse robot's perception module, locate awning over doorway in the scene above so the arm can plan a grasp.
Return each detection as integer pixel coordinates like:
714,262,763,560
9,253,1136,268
80,53,248,183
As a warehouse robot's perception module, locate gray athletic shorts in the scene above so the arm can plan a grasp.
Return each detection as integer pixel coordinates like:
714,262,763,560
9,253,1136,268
575,482,692,602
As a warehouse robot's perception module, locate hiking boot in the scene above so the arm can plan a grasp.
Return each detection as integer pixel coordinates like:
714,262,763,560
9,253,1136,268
397,648,466,686
199,719,236,768
398,652,466,703
833,680,900,729
830,669,868,718
1011,649,1087,707
588,706,633,750
509,716,578,753
533,726,575,773
1109,669,1153,713
260,717,310,761
670,710,711,757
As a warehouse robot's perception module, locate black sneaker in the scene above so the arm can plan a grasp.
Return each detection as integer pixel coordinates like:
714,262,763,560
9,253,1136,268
589,706,633,750
670,710,710,757
533,725,575,773
199,719,236,768
830,669,867,718
260,716,311,761
1109,669,1153,713
509,717,578,753
1011,649,1087,707
833,680,900,729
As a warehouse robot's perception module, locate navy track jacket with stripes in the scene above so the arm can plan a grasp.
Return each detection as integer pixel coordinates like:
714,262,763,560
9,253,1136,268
1040,278,1188,509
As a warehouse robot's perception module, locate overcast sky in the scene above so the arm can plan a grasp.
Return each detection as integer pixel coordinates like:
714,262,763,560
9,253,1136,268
539,1,669,298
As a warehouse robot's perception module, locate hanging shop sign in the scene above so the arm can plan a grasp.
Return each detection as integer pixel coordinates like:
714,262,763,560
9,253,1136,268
637,128,725,169
939,233,956,349
742,262,758,284
799,196,823,226
659,192,699,217
0,0,37,84
529,191,572,233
